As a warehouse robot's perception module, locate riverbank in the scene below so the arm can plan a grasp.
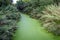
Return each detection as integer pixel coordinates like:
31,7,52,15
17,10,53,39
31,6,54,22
13,14,60,40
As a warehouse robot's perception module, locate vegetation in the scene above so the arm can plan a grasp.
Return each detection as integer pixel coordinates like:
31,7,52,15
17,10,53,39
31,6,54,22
40,5,60,35
16,0,53,13
0,0,13,6
16,0,60,36
53,0,60,6
0,5,21,40
0,0,21,40
1,0,60,40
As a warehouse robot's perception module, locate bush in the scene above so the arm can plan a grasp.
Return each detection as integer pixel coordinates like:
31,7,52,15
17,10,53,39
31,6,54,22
0,5,21,40
0,0,13,10
40,5,60,35
16,0,54,14
0,0,13,6
16,0,28,11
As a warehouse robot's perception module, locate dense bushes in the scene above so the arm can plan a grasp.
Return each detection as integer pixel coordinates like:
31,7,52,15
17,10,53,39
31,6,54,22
40,5,60,35
28,0,60,36
0,5,21,40
28,4,60,36
16,0,29,12
16,0,54,13
28,4,60,35
0,0,13,11
0,0,21,40
0,0,13,7
16,0,60,14
16,0,60,36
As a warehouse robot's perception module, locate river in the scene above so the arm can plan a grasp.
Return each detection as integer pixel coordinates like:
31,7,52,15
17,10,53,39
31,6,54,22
13,14,60,40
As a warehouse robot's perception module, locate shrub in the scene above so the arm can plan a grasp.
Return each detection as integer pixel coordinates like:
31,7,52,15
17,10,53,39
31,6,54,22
16,0,28,11
0,0,13,6
16,0,54,14
0,5,20,40
40,5,60,35
0,0,13,10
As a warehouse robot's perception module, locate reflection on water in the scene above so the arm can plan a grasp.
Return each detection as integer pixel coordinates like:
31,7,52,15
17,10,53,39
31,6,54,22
13,14,60,40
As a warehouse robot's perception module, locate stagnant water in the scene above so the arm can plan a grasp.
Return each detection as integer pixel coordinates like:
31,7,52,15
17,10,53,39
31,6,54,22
13,14,60,40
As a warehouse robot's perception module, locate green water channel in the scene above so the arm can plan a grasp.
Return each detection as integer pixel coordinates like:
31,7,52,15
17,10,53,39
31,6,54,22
13,14,60,40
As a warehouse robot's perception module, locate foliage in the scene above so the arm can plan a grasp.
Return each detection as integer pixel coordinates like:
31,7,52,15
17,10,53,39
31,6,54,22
16,0,60,36
53,0,60,6
40,5,60,35
16,0,54,14
30,0,53,7
0,5,21,40
0,0,13,7
0,0,13,10
16,0,28,12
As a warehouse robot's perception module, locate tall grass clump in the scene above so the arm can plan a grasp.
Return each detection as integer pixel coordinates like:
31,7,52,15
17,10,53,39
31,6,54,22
40,5,60,36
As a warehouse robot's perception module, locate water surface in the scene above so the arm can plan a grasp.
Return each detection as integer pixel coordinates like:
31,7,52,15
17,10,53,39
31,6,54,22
13,14,60,40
